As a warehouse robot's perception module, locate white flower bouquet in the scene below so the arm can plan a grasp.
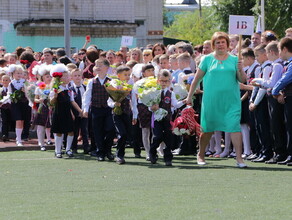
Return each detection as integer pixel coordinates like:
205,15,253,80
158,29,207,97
172,83,188,101
134,76,168,121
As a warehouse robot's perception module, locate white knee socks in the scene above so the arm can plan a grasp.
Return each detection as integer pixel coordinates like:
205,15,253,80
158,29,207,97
55,135,63,154
66,135,74,152
45,128,51,142
142,128,151,158
37,125,45,147
15,128,23,143
241,124,251,155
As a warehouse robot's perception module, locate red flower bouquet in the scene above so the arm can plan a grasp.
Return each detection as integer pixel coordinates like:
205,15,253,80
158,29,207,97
52,72,63,93
172,106,201,136
52,72,63,78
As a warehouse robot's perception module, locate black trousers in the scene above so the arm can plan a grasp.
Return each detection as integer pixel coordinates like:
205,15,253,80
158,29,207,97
284,96,292,156
150,118,173,162
248,110,261,155
267,96,287,157
254,97,273,158
1,108,11,137
22,106,32,139
88,108,96,152
72,116,90,152
91,107,115,158
130,119,142,156
113,113,132,159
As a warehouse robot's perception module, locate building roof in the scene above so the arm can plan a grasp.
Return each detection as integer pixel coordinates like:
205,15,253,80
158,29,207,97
165,0,197,5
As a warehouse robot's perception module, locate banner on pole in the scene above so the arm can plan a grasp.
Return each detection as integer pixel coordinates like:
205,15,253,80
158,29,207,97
229,15,255,36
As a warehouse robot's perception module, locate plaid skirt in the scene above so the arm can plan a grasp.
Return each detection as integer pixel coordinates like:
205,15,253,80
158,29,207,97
137,103,152,128
34,104,51,128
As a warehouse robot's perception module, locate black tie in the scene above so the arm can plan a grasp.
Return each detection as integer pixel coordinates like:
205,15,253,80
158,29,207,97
76,86,82,107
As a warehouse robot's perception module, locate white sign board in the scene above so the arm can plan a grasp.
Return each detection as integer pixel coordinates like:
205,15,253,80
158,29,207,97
229,15,254,36
121,36,133,46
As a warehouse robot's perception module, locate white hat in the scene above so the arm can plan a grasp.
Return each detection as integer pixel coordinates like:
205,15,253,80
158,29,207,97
0,67,8,74
131,63,143,78
50,63,68,77
32,65,40,76
39,64,53,76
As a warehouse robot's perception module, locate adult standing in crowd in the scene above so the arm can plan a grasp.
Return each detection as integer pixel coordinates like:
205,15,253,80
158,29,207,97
186,32,247,168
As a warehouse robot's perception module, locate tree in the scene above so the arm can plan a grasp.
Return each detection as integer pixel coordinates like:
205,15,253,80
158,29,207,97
253,0,292,37
164,7,219,45
211,0,256,32
212,0,292,37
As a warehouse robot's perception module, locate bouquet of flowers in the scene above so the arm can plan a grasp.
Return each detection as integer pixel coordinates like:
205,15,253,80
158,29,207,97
24,81,36,107
0,88,3,101
172,106,201,136
134,76,168,121
36,82,51,113
10,89,24,103
172,83,188,101
51,72,63,93
105,78,132,115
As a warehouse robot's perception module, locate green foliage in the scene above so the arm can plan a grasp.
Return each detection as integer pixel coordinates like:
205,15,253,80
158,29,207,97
211,0,256,32
211,0,292,37
164,7,219,45
252,0,292,38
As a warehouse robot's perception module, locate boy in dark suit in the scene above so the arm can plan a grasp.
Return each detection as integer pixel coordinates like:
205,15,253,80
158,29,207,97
70,68,90,154
82,59,115,161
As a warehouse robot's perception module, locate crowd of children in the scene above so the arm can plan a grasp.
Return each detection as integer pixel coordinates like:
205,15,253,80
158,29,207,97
0,27,292,167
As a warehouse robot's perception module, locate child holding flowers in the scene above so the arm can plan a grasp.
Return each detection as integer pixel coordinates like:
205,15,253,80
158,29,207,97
34,65,53,151
49,64,83,158
132,64,155,160
107,65,135,164
5,64,30,146
149,69,184,166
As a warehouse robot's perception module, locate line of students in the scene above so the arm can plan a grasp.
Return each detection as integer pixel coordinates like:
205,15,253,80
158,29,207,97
1,34,292,167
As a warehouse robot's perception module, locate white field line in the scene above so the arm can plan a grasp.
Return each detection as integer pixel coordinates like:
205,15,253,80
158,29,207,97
0,157,56,161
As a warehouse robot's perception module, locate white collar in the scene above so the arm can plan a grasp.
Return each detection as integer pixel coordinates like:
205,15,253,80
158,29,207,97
261,60,272,67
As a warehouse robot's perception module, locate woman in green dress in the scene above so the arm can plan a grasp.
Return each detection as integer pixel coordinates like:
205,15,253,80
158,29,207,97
186,32,247,167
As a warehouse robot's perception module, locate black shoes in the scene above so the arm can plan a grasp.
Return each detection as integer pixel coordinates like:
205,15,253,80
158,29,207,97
90,151,98,157
265,155,287,164
2,135,9,142
252,155,271,163
66,151,74,158
116,157,125,165
246,153,259,160
97,156,105,161
165,161,172,166
106,153,115,161
150,155,158,164
134,154,142,158
277,155,292,165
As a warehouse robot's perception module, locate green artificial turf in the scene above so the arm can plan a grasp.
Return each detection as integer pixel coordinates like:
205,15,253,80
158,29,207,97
0,150,291,220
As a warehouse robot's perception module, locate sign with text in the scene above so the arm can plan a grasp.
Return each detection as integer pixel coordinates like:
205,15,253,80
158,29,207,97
229,15,254,36
121,36,133,46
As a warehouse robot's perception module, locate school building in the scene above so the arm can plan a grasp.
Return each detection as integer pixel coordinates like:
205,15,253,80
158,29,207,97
0,0,164,52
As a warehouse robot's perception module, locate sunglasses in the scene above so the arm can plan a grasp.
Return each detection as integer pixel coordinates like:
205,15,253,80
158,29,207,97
143,54,150,56
0,49,6,51
78,52,85,55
